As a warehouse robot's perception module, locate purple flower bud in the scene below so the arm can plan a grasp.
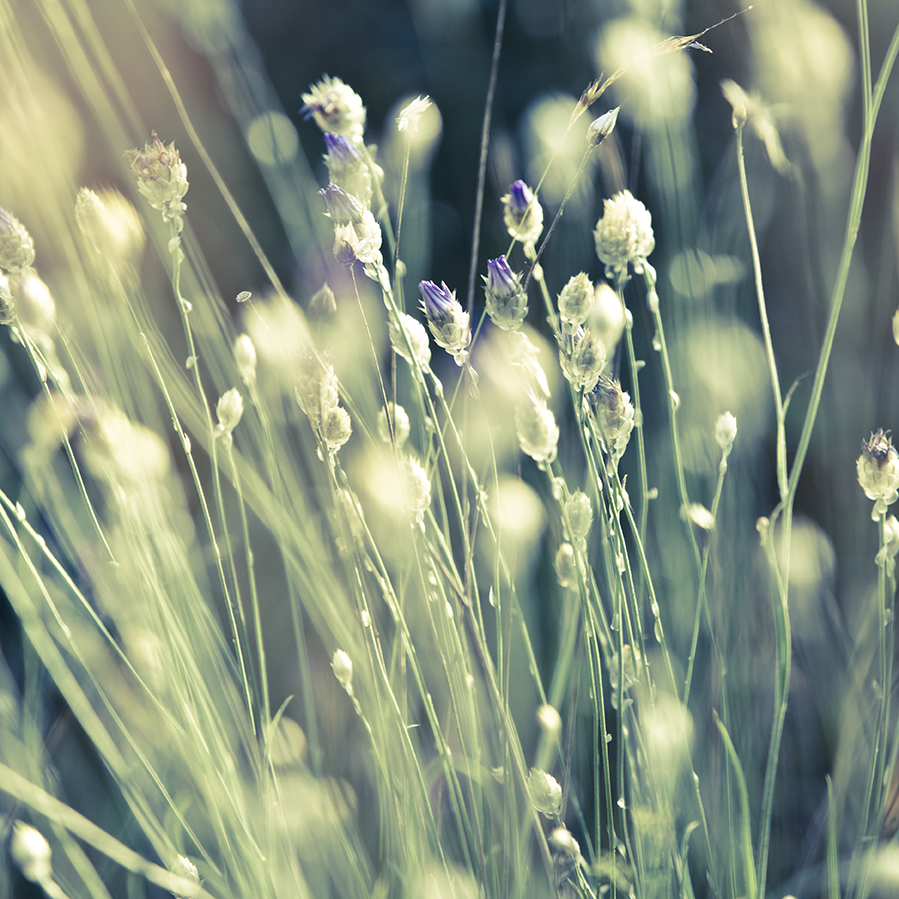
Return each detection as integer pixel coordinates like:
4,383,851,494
419,280,456,325
324,132,361,165
486,256,517,295
507,180,533,217
319,183,364,224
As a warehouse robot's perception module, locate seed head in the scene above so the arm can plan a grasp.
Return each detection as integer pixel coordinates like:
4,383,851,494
565,490,592,541
594,189,655,283
331,649,354,694
483,256,527,331
0,206,35,273
125,133,189,225
558,272,594,334
527,768,562,818
502,180,543,247
215,388,244,438
559,326,606,393
301,75,366,143
515,386,559,466
591,374,635,464
234,334,257,385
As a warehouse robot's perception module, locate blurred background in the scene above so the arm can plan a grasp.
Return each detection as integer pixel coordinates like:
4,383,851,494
2,0,899,895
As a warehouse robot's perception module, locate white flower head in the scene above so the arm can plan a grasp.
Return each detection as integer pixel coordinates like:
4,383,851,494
126,133,189,227
215,388,243,438
858,429,899,520
594,189,655,283
397,95,432,133
528,768,562,818
331,649,354,694
714,411,738,455
301,75,366,143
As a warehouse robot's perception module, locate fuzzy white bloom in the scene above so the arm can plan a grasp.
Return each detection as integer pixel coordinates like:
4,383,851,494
0,206,35,273
565,491,592,541
592,375,635,464
331,649,354,694
215,388,243,437
320,406,352,450
516,387,559,466
559,326,606,393
528,768,562,818
301,75,366,143
502,180,543,248
234,334,257,385
858,429,899,520
9,821,52,884
170,855,200,899
594,189,655,282
554,542,577,587
715,411,738,455
75,188,145,269
396,95,431,133
402,455,432,525
557,272,594,334
377,403,410,448
537,704,562,741
126,133,189,227
550,827,581,859
389,312,431,373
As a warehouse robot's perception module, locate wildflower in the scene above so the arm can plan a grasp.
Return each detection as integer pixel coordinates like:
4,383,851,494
591,375,635,464
320,183,382,265
0,206,35,273
714,411,738,456
558,272,594,334
332,649,354,694
401,455,431,526
125,133,189,227
419,280,471,365
295,352,352,453
170,855,200,899
234,334,257,386
483,256,527,331
301,75,366,143
323,133,372,207
377,402,410,448
215,388,243,438
389,312,431,372
537,704,562,742
9,822,52,885
858,429,899,520
559,326,606,393
516,386,559,466
502,180,543,249
550,827,581,859
593,189,655,283
554,542,577,587
396,95,431,133
75,188,145,270
528,768,562,818
587,106,619,147
565,491,592,542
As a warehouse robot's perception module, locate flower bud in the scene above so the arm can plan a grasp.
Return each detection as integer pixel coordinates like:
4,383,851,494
301,76,366,143
215,388,244,437
331,649,354,693
125,133,189,225
528,768,562,818
537,704,562,742
234,334,257,386
858,429,899,519
565,490,592,541
419,280,471,365
483,256,528,331
554,542,577,587
591,375,635,463
559,326,606,393
557,273,594,334
587,106,619,146
515,387,559,466
594,190,655,283
502,180,543,247
714,411,737,455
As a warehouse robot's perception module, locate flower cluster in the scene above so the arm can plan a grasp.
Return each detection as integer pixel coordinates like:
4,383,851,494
419,280,471,366
593,189,655,283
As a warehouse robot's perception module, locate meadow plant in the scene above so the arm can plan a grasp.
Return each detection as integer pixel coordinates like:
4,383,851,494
2,2,899,899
